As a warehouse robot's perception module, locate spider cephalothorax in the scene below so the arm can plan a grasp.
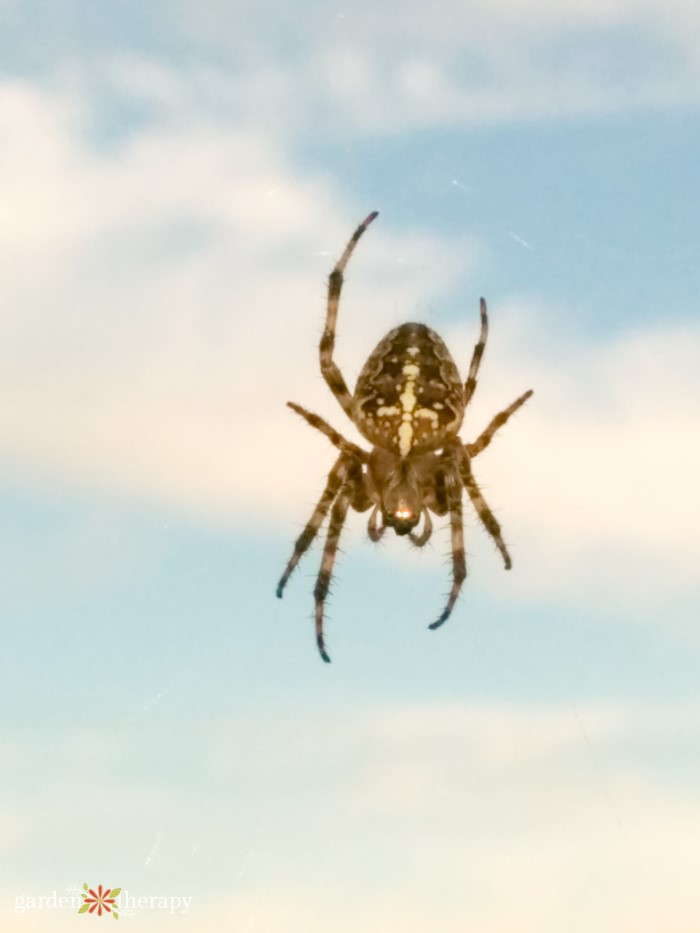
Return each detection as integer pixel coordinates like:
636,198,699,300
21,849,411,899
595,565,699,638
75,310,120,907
277,212,533,662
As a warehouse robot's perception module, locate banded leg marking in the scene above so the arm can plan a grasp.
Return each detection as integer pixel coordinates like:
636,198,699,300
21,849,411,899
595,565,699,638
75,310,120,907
460,452,512,570
464,297,489,406
320,212,379,418
314,483,353,663
466,389,533,458
429,458,466,630
287,402,366,459
276,455,347,598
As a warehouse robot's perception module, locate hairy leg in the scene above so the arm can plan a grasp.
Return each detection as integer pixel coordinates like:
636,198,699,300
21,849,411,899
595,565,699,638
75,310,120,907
314,483,353,662
464,297,489,406
460,451,512,569
320,211,379,418
466,389,533,457
429,455,466,630
276,455,348,598
287,402,366,459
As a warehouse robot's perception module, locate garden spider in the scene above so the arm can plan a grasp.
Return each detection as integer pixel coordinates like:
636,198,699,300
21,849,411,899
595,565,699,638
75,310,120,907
277,212,533,662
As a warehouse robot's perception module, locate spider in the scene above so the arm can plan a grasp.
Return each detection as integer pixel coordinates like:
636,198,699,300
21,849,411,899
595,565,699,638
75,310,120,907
277,211,533,662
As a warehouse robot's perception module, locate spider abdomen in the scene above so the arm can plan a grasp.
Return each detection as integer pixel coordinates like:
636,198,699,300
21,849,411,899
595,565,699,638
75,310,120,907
353,323,464,456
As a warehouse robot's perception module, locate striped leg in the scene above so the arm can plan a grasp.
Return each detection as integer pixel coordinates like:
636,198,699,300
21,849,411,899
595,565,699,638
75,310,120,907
320,211,379,418
429,457,466,630
286,402,366,459
314,482,353,662
460,451,511,569
276,455,348,599
464,297,489,406
466,389,533,457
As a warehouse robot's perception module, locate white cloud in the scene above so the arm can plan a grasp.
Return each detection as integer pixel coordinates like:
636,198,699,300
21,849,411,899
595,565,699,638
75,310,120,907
14,0,698,147
4,699,700,931
5,1,700,148
1,78,698,613
164,0,700,134
469,302,700,605
0,80,478,514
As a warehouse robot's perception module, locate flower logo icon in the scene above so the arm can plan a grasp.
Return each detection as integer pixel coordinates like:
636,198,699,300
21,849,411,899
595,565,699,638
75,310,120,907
78,883,120,919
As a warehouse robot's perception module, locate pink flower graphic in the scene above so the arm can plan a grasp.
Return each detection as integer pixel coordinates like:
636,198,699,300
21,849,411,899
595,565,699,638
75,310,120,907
78,883,120,919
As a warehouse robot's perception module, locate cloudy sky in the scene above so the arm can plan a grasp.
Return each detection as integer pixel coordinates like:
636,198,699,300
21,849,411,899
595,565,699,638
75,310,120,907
1,0,700,930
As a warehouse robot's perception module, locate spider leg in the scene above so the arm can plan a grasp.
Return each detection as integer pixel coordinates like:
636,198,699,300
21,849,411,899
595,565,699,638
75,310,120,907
466,389,533,457
276,454,348,599
464,297,489,406
409,509,433,547
459,450,512,569
320,211,379,418
287,402,367,459
314,482,353,663
429,454,466,630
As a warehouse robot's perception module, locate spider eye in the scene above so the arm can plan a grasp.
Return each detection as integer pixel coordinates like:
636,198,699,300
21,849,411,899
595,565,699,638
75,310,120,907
386,505,420,536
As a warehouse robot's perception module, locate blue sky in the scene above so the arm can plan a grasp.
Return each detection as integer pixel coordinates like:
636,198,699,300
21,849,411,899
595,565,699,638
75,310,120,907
1,1,700,930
